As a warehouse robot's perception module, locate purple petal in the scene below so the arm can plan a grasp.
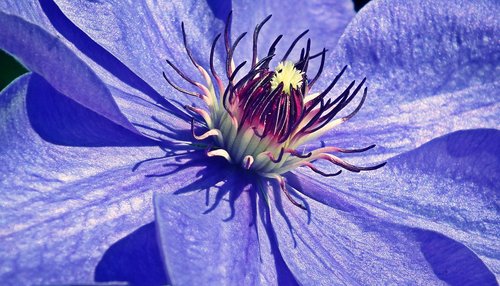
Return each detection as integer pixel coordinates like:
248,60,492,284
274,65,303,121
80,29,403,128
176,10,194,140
0,75,170,284
108,85,192,143
1,1,190,126
53,0,225,107
269,184,495,284
231,0,355,73
0,11,142,136
319,0,499,159
295,128,500,276
25,74,152,146
154,162,297,285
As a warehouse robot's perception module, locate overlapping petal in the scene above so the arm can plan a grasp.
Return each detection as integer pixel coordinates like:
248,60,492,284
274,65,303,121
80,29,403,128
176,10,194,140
270,185,495,284
0,1,194,133
154,160,297,285
293,128,500,278
51,0,226,107
0,75,172,283
0,11,142,136
314,0,499,160
231,0,355,66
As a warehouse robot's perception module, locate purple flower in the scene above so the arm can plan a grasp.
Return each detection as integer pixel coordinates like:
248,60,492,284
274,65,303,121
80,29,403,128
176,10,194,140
0,0,498,285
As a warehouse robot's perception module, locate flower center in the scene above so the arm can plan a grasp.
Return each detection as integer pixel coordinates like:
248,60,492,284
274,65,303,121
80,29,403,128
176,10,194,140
162,13,385,209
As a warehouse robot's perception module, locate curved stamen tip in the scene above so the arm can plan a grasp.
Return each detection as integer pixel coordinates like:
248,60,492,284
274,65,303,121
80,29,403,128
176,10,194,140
364,161,387,171
269,148,285,163
287,149,312,158
275,175,307,210
243,155,254,170
191,118,221,140
308,164,342,177
207,148,233,163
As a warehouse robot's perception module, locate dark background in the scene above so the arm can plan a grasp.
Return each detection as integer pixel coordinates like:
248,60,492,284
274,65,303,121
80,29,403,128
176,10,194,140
0,0,371,91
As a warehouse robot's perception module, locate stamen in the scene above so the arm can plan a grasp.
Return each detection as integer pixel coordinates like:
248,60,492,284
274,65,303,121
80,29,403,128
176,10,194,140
308,48,327,89
317,153,384,173
207,148,233,163
281,29,309,62
304,65,347,112
303,162,342,177
303,87,368,139
224,11,232,54
181,22,202,69
185,105,213,127
210,33,225,95
191,118,222,141
223,61,247,111
295,38,311,73
243,155,254,169
266,35,284,67
252,14,273,67
165,59,199,87
309,49,329,60
162,71,203,98
161,13,386,211
305,84,363,133
180,23,218,105
286,148,312,158
262,147,285,163
310,144,376,154
226,32,248,82
273,174,306,210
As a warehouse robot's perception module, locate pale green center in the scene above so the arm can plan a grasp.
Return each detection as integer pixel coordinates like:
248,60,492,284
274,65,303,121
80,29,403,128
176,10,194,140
270,61,304,95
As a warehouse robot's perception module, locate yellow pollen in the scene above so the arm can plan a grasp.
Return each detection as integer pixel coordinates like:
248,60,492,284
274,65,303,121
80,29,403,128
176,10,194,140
270,61,304,95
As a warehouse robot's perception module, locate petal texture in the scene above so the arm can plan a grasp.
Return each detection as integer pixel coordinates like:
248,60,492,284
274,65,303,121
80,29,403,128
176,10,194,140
53,0,226,108
154,172,260,286
154,158,297,285
296,129,500,277
25,74,152,147
231,0,355,68
0,11,140,136
0,75,168,284
1,1,191,130
319,0,499,160
270,183,496,285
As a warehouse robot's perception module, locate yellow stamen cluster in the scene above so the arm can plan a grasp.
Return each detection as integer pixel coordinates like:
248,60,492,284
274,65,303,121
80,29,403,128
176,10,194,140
270,61,304,95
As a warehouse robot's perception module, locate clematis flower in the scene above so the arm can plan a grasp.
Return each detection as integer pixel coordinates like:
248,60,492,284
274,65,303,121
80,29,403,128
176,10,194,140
0,0,498,285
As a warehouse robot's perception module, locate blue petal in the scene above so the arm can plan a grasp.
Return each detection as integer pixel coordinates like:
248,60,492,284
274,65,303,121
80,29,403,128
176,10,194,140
0,11,142,137
53,0,226,107
318,0,499,159
108,85,193,144
231,0,354,64
295,129,500,276
25,74,152,146
269,184,496,284
0,1,56,35
0,75,170,283
1,1,190,127
154,160,297,285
